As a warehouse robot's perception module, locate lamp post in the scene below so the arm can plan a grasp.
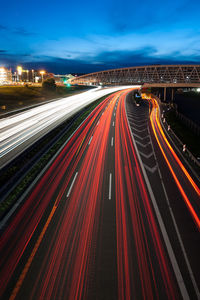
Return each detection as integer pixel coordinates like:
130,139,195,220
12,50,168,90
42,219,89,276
32,70,34,83
40,70,45,83
26,70,29,82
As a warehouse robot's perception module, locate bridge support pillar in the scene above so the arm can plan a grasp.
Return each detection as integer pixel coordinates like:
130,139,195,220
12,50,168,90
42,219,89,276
164,87,166,101
171,88,174,102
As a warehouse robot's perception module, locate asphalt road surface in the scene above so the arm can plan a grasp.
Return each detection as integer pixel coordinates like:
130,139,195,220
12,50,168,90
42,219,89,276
0,89,199,299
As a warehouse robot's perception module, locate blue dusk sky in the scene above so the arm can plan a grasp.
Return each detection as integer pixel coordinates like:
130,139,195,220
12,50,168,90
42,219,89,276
0,0,200,73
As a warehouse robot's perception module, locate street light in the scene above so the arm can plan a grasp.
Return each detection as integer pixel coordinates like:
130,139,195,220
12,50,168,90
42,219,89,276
32,70,34,83
40,70,45,83
26,70,29,82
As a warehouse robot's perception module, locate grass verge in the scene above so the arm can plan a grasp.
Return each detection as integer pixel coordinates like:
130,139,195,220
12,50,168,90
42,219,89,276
0,85,93,113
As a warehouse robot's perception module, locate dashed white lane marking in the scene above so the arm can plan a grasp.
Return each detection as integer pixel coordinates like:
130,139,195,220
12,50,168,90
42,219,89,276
109,173,112,200
88,136,93,145
67,172,78,197
111,137,114,147
113,121,115,127
97,121,99,126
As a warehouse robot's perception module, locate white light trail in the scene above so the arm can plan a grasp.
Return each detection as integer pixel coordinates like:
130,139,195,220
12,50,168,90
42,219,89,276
0,86,138,167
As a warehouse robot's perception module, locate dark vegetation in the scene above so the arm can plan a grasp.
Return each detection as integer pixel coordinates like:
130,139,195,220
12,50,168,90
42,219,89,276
42,78,57,91
148,90,200,158
164,108,200,158
174,91,200,126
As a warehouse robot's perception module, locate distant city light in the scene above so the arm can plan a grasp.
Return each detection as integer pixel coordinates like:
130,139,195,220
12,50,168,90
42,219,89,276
17,66,22,76
0,68,6,85
40,70,46,82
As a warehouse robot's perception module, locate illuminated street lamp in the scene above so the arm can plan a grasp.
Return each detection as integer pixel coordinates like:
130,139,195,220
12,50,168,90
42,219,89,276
40,70,45,83
32,69,35,83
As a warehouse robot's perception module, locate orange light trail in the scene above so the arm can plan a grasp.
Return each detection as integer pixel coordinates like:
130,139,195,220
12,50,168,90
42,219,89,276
149,97,200,230
154,98,199,196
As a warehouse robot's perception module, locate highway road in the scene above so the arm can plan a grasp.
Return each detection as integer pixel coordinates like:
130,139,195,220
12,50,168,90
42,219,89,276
0,89,199,299
150,97,200,225
0,86,135,169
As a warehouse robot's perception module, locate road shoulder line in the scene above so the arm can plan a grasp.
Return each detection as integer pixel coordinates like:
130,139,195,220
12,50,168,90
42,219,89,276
125,96,190,300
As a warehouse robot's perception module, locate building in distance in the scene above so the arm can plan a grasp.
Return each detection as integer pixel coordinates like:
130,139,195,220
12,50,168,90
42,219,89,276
0,67,12,85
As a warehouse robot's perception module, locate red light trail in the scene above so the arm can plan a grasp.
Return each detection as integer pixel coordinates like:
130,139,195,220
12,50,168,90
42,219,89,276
0,89,197,299
115,93,178,299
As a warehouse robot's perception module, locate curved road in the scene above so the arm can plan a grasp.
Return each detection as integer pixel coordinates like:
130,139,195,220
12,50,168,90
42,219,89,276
0,89,199,299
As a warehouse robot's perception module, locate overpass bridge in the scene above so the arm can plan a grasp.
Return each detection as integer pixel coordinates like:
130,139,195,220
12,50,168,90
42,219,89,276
71,65,200,85
71,65,200,100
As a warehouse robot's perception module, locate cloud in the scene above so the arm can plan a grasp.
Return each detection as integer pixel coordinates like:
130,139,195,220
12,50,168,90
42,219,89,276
13,49,200,74
0,52,33,68
1,45,200,74
35,27,200,65
95,47,157,64
0,24,7,31
0,24,34,36
96,48,200,67
13,27,35,36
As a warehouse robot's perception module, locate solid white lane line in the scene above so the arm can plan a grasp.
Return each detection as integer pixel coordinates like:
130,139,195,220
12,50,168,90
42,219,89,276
146,130,200,299
109,173,112,200
67,172,78,197
88,136,93,145
125,102,190,300
111,137,114,147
